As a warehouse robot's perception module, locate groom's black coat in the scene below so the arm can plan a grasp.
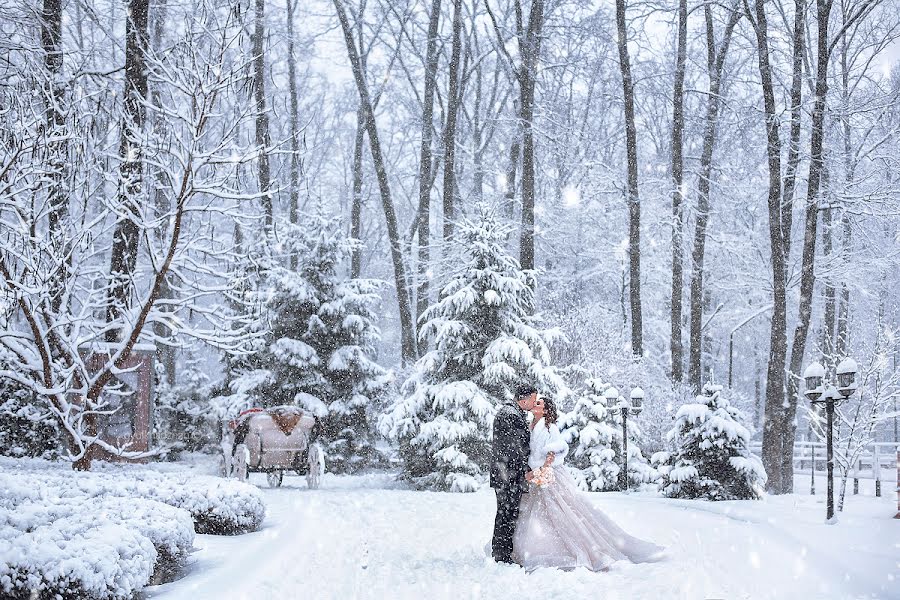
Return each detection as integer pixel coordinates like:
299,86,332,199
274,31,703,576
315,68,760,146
490,399,530,493
490,398,530,563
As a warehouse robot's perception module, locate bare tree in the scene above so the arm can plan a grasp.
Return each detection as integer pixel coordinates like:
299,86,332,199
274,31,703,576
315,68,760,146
40,0,69,315
442,0,464,243
416,0,442,353
253,0,273,235
517,0,545,275
783,0,833,493
333,0,417,362
616,0,642,357
1,14,260,470
687,4,741,391
351,106,366,279
106,0,150,343
286,0,303,250
744,0,790,493
669,0,687,383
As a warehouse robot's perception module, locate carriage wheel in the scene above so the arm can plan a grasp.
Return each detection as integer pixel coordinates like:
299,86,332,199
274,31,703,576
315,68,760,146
232,444,250,482
266,470,284,488
306,443,324,490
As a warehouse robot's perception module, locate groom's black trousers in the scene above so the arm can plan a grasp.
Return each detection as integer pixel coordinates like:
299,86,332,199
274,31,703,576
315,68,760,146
492,484,524,563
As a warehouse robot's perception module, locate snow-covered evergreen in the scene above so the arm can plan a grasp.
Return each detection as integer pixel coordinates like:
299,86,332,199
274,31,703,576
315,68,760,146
380,216,566,492
154,356,219,458
657,384,766,500
0,377,59,460
226,217,390,473
560,376,657,491
558,377,619,491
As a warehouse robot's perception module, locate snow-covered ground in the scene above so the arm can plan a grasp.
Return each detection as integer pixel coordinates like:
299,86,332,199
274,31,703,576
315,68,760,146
149,467,899,600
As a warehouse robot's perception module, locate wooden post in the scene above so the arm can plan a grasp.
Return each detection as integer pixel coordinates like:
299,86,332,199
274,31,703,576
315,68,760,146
873,444,881,498
810,443,816,495
852,454,859,495
894,447,899,518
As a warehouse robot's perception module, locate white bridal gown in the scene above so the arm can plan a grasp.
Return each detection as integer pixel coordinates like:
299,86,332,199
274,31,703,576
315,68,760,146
511,418,665,572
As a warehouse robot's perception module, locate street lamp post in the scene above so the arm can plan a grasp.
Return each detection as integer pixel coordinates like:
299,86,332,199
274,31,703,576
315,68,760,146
607,386,644,491
803,357,858,521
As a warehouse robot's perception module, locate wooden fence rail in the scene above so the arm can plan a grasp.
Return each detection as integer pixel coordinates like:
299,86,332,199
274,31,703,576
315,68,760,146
747,441,898,499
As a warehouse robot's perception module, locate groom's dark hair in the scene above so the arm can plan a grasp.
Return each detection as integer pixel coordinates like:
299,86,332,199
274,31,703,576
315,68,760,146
515,385,537,400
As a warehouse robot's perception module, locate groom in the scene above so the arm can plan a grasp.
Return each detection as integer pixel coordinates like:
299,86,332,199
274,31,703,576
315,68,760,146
489,384,537,564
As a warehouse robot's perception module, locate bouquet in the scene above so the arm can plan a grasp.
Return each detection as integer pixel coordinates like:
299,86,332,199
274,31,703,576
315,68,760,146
531,465,555,488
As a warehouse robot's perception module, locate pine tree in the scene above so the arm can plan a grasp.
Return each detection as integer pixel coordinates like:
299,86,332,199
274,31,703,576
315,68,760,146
560,379,656,491
380,216,565,492
228,217,389,473
154,354,218,457
559,377,620,491
658,383,766,500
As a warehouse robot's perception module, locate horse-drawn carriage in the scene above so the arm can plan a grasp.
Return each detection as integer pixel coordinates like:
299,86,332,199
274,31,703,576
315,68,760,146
221,405,324,488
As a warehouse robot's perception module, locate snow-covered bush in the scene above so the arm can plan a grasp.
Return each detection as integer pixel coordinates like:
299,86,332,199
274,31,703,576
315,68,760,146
0,458,266,535
380,216,567,492
0,369,60,459
0,520,156,600
656,384,766,500
0,471,197,600
0,496,194,561
226,217,391,473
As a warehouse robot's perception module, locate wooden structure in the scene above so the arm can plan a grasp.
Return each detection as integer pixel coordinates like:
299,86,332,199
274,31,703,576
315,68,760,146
81,344,155,458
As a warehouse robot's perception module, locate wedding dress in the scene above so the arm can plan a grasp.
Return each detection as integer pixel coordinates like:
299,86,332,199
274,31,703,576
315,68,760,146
510,418,665,572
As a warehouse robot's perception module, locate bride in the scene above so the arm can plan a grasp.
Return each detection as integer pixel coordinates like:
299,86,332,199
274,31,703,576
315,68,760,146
511,396,665,571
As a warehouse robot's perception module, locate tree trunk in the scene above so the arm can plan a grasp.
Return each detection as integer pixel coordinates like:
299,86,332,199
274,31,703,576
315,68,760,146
150,0,176,386
334,0,417,363
688,5,740,391
784,0,831,495
669,0,687,383
442,0,463,243
41,0,69,315
351,107,365,279
616,0,642,357
106,0,150,343
836,20,856,359
287,0,301,268
518,0,545,275
748,0,788,494
417,0,442,353
504,103,521,218
253,0,273,235
836,214,851,357
820,173,836,371
781,0,805,265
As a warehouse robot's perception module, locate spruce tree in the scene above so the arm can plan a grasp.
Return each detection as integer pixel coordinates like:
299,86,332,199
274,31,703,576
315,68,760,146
659,383,766,500
380,216,565,492
228,217,389,473
559,377,620,491
560,379,656,491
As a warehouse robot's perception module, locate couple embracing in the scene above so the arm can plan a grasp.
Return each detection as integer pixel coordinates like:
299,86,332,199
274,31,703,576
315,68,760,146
490,385,665,571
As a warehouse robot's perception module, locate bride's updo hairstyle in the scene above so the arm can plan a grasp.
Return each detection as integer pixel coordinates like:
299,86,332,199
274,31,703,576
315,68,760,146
543,397,558,425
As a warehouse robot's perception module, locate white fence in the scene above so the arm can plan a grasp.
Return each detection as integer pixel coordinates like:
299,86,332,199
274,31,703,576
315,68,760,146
748,441,898,498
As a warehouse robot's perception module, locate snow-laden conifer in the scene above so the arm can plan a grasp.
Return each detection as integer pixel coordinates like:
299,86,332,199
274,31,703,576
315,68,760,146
560,377,656,491
228,217,389,473
559,377,620,491
657,384,766,500
381,215,565,492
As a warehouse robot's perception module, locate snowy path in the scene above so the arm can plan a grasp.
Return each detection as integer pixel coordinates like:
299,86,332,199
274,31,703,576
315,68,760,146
148,472,899,600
